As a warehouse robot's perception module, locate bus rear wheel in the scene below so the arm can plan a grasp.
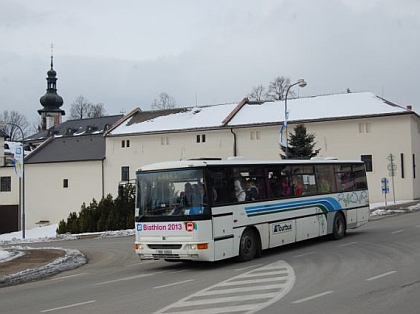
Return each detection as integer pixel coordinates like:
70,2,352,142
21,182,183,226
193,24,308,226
237,228,258,262
329,212,346,240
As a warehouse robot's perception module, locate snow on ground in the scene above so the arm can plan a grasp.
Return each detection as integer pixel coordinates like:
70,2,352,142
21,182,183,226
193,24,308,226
370,200,420,216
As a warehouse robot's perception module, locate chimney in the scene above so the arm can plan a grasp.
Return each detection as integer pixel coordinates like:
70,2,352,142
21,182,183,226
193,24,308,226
46,116,55,129
407,105,413,111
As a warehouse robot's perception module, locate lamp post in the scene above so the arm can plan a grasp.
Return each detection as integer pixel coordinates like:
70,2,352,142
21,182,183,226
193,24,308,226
0,121,25,238
284,79,307,158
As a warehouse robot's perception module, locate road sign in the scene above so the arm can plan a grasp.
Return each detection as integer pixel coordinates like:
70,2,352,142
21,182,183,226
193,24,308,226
381,177,389,194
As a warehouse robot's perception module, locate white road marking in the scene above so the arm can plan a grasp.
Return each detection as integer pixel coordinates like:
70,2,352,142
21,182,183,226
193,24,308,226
40,300,96,313
391,229,404,234
154,279,195,289
172,269,188,274
294,252,316,258
292,291,334,304
47,273,88,282
366,271,397,282
153,260,295,314
93,270,167,286
339,241,357,247
234,263,263,272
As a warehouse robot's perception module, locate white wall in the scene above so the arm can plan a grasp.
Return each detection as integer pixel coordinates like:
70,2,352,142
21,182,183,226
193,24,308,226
25,160,104,228
104,113,420,204
0,166,19,205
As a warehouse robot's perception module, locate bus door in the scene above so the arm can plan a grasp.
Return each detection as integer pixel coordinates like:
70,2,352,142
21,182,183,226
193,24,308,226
212,213,235,260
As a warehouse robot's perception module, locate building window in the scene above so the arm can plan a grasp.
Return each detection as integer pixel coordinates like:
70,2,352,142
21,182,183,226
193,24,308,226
63,179,69,188
161,137,169,145
121,166,130,182
196,134,206,143
250,131,261,140
358,122,371,133
366,122,371,133
361,155,373,172
0,176,11,192
121,140,130,148
401,153,405,178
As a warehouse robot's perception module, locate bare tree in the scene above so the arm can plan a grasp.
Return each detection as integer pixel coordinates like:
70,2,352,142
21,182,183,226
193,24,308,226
265,76,294,101
30,118,42,134
151,92,176,110
70,96,106,119
88,103,106,118
248,85,265,101
0,110,29,141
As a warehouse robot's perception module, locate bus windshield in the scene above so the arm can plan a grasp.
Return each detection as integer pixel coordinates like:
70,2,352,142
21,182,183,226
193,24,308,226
136,168,208,218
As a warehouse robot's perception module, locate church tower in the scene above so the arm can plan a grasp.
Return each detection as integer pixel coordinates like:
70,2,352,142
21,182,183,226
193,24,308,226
38,49,65,130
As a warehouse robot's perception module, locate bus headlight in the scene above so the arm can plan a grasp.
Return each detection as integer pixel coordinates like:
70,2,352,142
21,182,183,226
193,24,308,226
135,243,145,250
187,243,208,250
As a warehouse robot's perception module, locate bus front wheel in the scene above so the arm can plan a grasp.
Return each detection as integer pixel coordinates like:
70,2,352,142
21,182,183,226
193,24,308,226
329,212,346,240
237,228,258,261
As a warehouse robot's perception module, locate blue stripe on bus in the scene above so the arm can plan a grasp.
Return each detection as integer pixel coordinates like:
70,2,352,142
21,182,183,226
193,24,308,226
244,197,342,217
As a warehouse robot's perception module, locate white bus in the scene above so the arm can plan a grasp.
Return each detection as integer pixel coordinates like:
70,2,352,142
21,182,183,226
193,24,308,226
134,158,369,262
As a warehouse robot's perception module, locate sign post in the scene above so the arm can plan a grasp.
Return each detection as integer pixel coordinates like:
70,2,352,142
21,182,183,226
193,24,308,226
387,154,396,204
381,177,389,207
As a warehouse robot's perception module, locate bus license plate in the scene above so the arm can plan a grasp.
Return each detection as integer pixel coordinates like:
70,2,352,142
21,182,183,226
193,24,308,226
157,249,172,254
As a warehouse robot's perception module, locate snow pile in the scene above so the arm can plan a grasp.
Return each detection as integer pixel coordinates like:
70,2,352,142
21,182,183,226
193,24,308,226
370,201,420,216
0,224,63,245
0,247,86,286
0,249,25,263
0,224,134,286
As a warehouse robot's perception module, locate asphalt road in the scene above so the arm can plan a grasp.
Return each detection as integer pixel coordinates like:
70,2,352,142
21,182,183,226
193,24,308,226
1,212,420,314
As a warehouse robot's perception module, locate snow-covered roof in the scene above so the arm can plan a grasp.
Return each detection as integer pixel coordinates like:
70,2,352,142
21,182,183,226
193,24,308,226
110,103,238,135
228,92,409,126
108,92,412,136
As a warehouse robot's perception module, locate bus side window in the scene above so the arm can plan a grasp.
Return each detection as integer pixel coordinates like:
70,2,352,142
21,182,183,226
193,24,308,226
315,165,337,193
335,165,355,192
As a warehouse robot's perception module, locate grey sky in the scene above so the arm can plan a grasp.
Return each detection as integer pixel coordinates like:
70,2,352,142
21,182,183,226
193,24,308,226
1,0,419,123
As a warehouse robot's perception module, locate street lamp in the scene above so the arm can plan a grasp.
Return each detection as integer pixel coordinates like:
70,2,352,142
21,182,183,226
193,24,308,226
0,121,26,238
284,79,307,158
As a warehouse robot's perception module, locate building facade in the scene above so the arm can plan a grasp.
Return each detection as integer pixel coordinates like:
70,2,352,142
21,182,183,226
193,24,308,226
104,92,419,208
3,91,419,230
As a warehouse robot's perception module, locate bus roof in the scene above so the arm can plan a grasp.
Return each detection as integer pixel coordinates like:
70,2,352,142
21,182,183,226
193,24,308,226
136,157,364,172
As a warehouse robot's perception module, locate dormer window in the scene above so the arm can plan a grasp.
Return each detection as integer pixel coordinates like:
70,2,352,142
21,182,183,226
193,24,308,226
86,126,98,133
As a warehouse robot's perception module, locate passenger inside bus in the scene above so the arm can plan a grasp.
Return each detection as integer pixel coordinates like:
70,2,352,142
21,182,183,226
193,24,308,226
245,179,259,201
234,179,246,202
280,177,292,197
319,176,331,192
293,176,303,196
182,182,193,207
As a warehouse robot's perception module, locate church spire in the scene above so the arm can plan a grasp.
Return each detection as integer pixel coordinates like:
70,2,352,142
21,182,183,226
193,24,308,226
38,44,65,130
